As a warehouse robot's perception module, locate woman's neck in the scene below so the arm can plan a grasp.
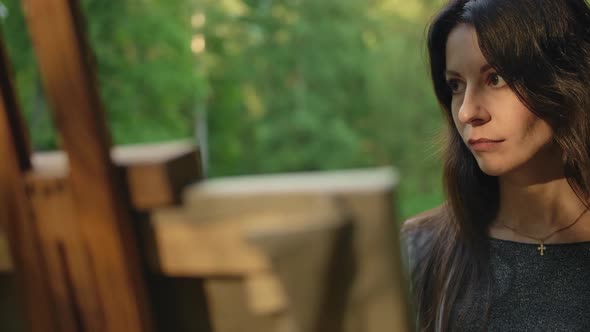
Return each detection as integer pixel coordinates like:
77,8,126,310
491,171,589,242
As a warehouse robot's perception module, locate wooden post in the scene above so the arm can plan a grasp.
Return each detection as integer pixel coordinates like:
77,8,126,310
0,32,60,332
19,0,155,330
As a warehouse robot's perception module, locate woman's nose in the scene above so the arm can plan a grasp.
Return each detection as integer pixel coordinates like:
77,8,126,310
457,87,490,126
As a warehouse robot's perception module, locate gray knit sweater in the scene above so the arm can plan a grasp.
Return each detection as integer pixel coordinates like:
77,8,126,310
402,228,590,331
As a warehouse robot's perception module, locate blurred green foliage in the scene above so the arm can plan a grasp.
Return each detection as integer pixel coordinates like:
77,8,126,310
2,0,205,146
1,0,447,219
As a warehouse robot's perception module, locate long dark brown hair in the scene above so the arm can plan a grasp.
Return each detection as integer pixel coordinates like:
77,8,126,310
403,0,590,330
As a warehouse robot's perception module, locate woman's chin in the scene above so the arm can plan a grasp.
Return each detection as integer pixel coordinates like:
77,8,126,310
475,159,508,177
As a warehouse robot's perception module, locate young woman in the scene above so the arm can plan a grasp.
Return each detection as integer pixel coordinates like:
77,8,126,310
402,0,590,330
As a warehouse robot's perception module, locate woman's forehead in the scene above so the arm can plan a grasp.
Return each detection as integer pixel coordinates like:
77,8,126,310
445,24,489,75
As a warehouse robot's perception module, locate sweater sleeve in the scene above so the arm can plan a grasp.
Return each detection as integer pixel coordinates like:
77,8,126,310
400,221,430,277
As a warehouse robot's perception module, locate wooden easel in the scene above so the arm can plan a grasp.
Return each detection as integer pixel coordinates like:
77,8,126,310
0,1,413,331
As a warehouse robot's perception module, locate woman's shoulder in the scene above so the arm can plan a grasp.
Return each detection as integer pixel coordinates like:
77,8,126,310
400,205,445,269
401,205,444,241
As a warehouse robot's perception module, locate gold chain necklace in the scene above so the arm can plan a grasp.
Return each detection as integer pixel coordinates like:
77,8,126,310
501,207,589,256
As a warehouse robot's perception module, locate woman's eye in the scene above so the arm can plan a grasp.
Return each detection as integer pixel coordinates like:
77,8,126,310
487,73,507,87
446,79,465,94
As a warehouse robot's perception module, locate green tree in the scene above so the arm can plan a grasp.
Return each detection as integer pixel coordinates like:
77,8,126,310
1,0,205,149
197,0,445,217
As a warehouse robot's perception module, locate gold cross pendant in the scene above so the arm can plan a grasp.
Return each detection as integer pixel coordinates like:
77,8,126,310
537,242,546,256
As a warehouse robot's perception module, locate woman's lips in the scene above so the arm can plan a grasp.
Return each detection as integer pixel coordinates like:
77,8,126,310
468,138,504,152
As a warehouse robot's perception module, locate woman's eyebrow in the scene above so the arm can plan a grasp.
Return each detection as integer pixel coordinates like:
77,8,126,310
445,69,461,77
445,64,493,77
479,64,492,73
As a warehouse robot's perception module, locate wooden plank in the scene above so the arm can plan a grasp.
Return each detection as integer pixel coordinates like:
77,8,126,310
246,216,353,332
181,168,413,332
184,167,397,195
147,208,270,276
20,0,154,330
125,142,202,209
3,209,338,277
0,233,12,272
0,141,202,273
0,32,59,332
26,175,105,332
31,140,202,210
344,193,414,332
243,270,288,315
204,279,277,332
146,195,337,276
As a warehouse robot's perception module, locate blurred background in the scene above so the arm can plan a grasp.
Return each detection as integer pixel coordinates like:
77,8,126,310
1,0,446,220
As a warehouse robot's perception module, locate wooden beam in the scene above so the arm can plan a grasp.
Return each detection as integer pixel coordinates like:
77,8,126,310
31,140,202,210
146,208,271,276
20,0,154,330
25,175,105,331
0,34,57,331
0,32,60,332
145,202,339,277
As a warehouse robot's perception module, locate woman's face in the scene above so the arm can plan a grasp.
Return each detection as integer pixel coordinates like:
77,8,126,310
445,23,557,177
